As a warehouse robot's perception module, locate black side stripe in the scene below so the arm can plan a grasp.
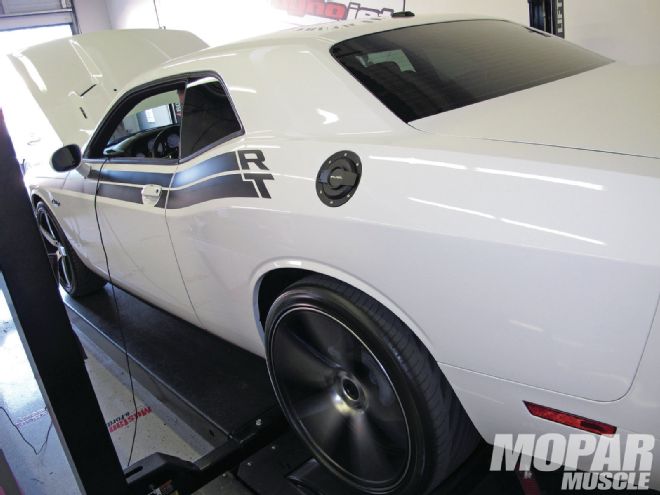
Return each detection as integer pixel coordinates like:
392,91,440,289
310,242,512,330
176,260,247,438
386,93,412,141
91,169,173,187
96,183,145,204
97,183,169,208
92,152,241,189
91,150,273,207
166,174,259,209
171,152,240,188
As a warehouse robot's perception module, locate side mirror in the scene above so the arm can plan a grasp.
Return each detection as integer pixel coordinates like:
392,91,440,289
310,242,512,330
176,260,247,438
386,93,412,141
51,144,81,172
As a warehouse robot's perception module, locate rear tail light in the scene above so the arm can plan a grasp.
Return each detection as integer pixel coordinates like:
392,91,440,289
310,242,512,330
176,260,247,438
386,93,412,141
524,401,617,436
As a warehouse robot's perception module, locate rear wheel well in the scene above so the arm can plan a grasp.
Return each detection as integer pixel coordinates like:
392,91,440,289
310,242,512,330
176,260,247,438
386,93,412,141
257,268,314,325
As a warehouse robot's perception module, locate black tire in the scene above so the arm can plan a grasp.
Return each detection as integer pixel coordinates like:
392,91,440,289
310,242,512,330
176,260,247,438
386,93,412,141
265,275,481,495
35,201,106,297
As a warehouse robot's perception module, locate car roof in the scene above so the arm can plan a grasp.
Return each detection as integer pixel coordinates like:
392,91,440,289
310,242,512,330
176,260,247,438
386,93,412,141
104,15,507,146
162,13,491,68
214,13,489,48
131,14,493,90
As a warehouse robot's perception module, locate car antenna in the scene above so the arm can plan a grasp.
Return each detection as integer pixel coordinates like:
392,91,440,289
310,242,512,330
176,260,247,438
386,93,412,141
392,7,415,18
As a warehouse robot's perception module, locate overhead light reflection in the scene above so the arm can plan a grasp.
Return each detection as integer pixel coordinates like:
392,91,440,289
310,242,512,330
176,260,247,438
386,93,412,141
228,86,257,94
272,173,314,182
509,320,545,333
409,197,606,246
371,156,467,170
70,40,103,79
165,53,237,68
500,218,605,246
317,109,339,124
188,76,216,88
409,197,495,219
338,130,390,136
14,54,47,92
475,168,604,191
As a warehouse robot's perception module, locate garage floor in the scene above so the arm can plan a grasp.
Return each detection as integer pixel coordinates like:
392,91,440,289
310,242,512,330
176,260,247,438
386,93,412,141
0,289,249,495
4,284,660,495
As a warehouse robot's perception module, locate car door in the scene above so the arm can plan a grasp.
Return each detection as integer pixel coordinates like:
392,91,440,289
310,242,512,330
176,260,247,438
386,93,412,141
8,30,209,321
164,75,273,349
84,80,200,324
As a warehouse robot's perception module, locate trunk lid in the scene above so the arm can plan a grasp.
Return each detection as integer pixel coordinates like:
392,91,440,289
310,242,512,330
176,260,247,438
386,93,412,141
410,63,660,160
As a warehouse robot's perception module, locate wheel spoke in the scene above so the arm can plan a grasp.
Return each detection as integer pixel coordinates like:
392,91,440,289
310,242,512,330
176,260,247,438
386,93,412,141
273,326,337,392
59,258,72,289
358,360,398,411
38,225,59,248
360,363,408,448
347,413,404,481
365,404,408,452
294,391,348,454
43,213,58,240
295,311,358,369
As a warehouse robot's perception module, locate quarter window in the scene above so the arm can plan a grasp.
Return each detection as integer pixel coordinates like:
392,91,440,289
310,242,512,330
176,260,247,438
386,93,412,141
179,77,241,158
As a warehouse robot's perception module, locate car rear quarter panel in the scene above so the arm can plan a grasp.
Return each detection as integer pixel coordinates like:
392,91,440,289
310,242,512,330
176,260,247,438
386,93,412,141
167,132,660,404
185,41,658,402
332,137,660,403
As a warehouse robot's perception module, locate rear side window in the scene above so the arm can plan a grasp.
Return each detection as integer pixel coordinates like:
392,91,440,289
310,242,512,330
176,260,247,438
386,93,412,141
331,20,612,122
180,76,241,158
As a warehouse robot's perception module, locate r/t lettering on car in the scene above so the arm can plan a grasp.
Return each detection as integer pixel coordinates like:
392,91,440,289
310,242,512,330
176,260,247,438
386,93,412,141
237,149,274,199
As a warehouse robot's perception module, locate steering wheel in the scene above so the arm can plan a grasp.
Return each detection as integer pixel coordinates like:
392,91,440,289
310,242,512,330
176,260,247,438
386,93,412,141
151,126,180,159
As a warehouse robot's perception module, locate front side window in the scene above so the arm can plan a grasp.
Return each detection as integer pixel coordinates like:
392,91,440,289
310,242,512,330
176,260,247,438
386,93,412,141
332,20,612,122
102,86,184,159
179,77,241,158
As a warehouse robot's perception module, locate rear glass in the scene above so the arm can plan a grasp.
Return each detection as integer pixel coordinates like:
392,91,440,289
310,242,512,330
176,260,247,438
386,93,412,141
331,20,612,122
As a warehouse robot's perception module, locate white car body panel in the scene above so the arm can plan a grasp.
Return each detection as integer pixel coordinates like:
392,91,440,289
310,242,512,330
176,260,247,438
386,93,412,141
95,176,201,324
411,62,660,160
12,16,660,486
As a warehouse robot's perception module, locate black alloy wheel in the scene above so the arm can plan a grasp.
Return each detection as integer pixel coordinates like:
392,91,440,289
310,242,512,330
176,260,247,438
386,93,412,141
270,307,410,491
265,275,481,495
34,201,106,297
36,202,75,292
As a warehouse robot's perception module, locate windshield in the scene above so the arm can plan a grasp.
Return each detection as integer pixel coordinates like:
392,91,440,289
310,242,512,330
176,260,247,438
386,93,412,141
331,20,612,122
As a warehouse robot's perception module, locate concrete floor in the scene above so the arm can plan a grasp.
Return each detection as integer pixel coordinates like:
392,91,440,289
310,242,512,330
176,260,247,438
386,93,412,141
0,290,78,495
0,288,250,494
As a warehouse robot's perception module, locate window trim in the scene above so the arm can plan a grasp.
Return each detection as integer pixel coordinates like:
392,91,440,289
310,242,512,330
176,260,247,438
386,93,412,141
85,71,245,164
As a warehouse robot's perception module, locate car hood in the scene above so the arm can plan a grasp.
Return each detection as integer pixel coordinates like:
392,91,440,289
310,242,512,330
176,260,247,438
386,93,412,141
8,29,207,148
410,63,660,160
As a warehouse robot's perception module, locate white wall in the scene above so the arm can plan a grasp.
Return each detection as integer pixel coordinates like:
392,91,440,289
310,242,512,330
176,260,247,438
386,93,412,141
104,0,157,31
73,0,112,32
100,0,660,65
100,0,527,46
409,0,527,24
565,0,660,65
101,0,330,46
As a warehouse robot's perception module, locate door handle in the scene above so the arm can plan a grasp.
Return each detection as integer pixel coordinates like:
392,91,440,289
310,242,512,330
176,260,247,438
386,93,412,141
141,184,162,206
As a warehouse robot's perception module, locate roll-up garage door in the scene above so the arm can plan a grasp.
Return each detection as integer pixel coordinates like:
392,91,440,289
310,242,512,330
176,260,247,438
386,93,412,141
0,0,77,32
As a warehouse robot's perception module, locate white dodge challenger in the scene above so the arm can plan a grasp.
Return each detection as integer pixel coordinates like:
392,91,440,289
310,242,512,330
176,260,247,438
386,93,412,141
9,14,660,494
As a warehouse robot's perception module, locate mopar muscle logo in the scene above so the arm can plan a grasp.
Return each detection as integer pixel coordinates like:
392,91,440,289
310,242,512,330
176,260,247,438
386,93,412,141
94,149,274,208
272,0,404,20
491,434,655,491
